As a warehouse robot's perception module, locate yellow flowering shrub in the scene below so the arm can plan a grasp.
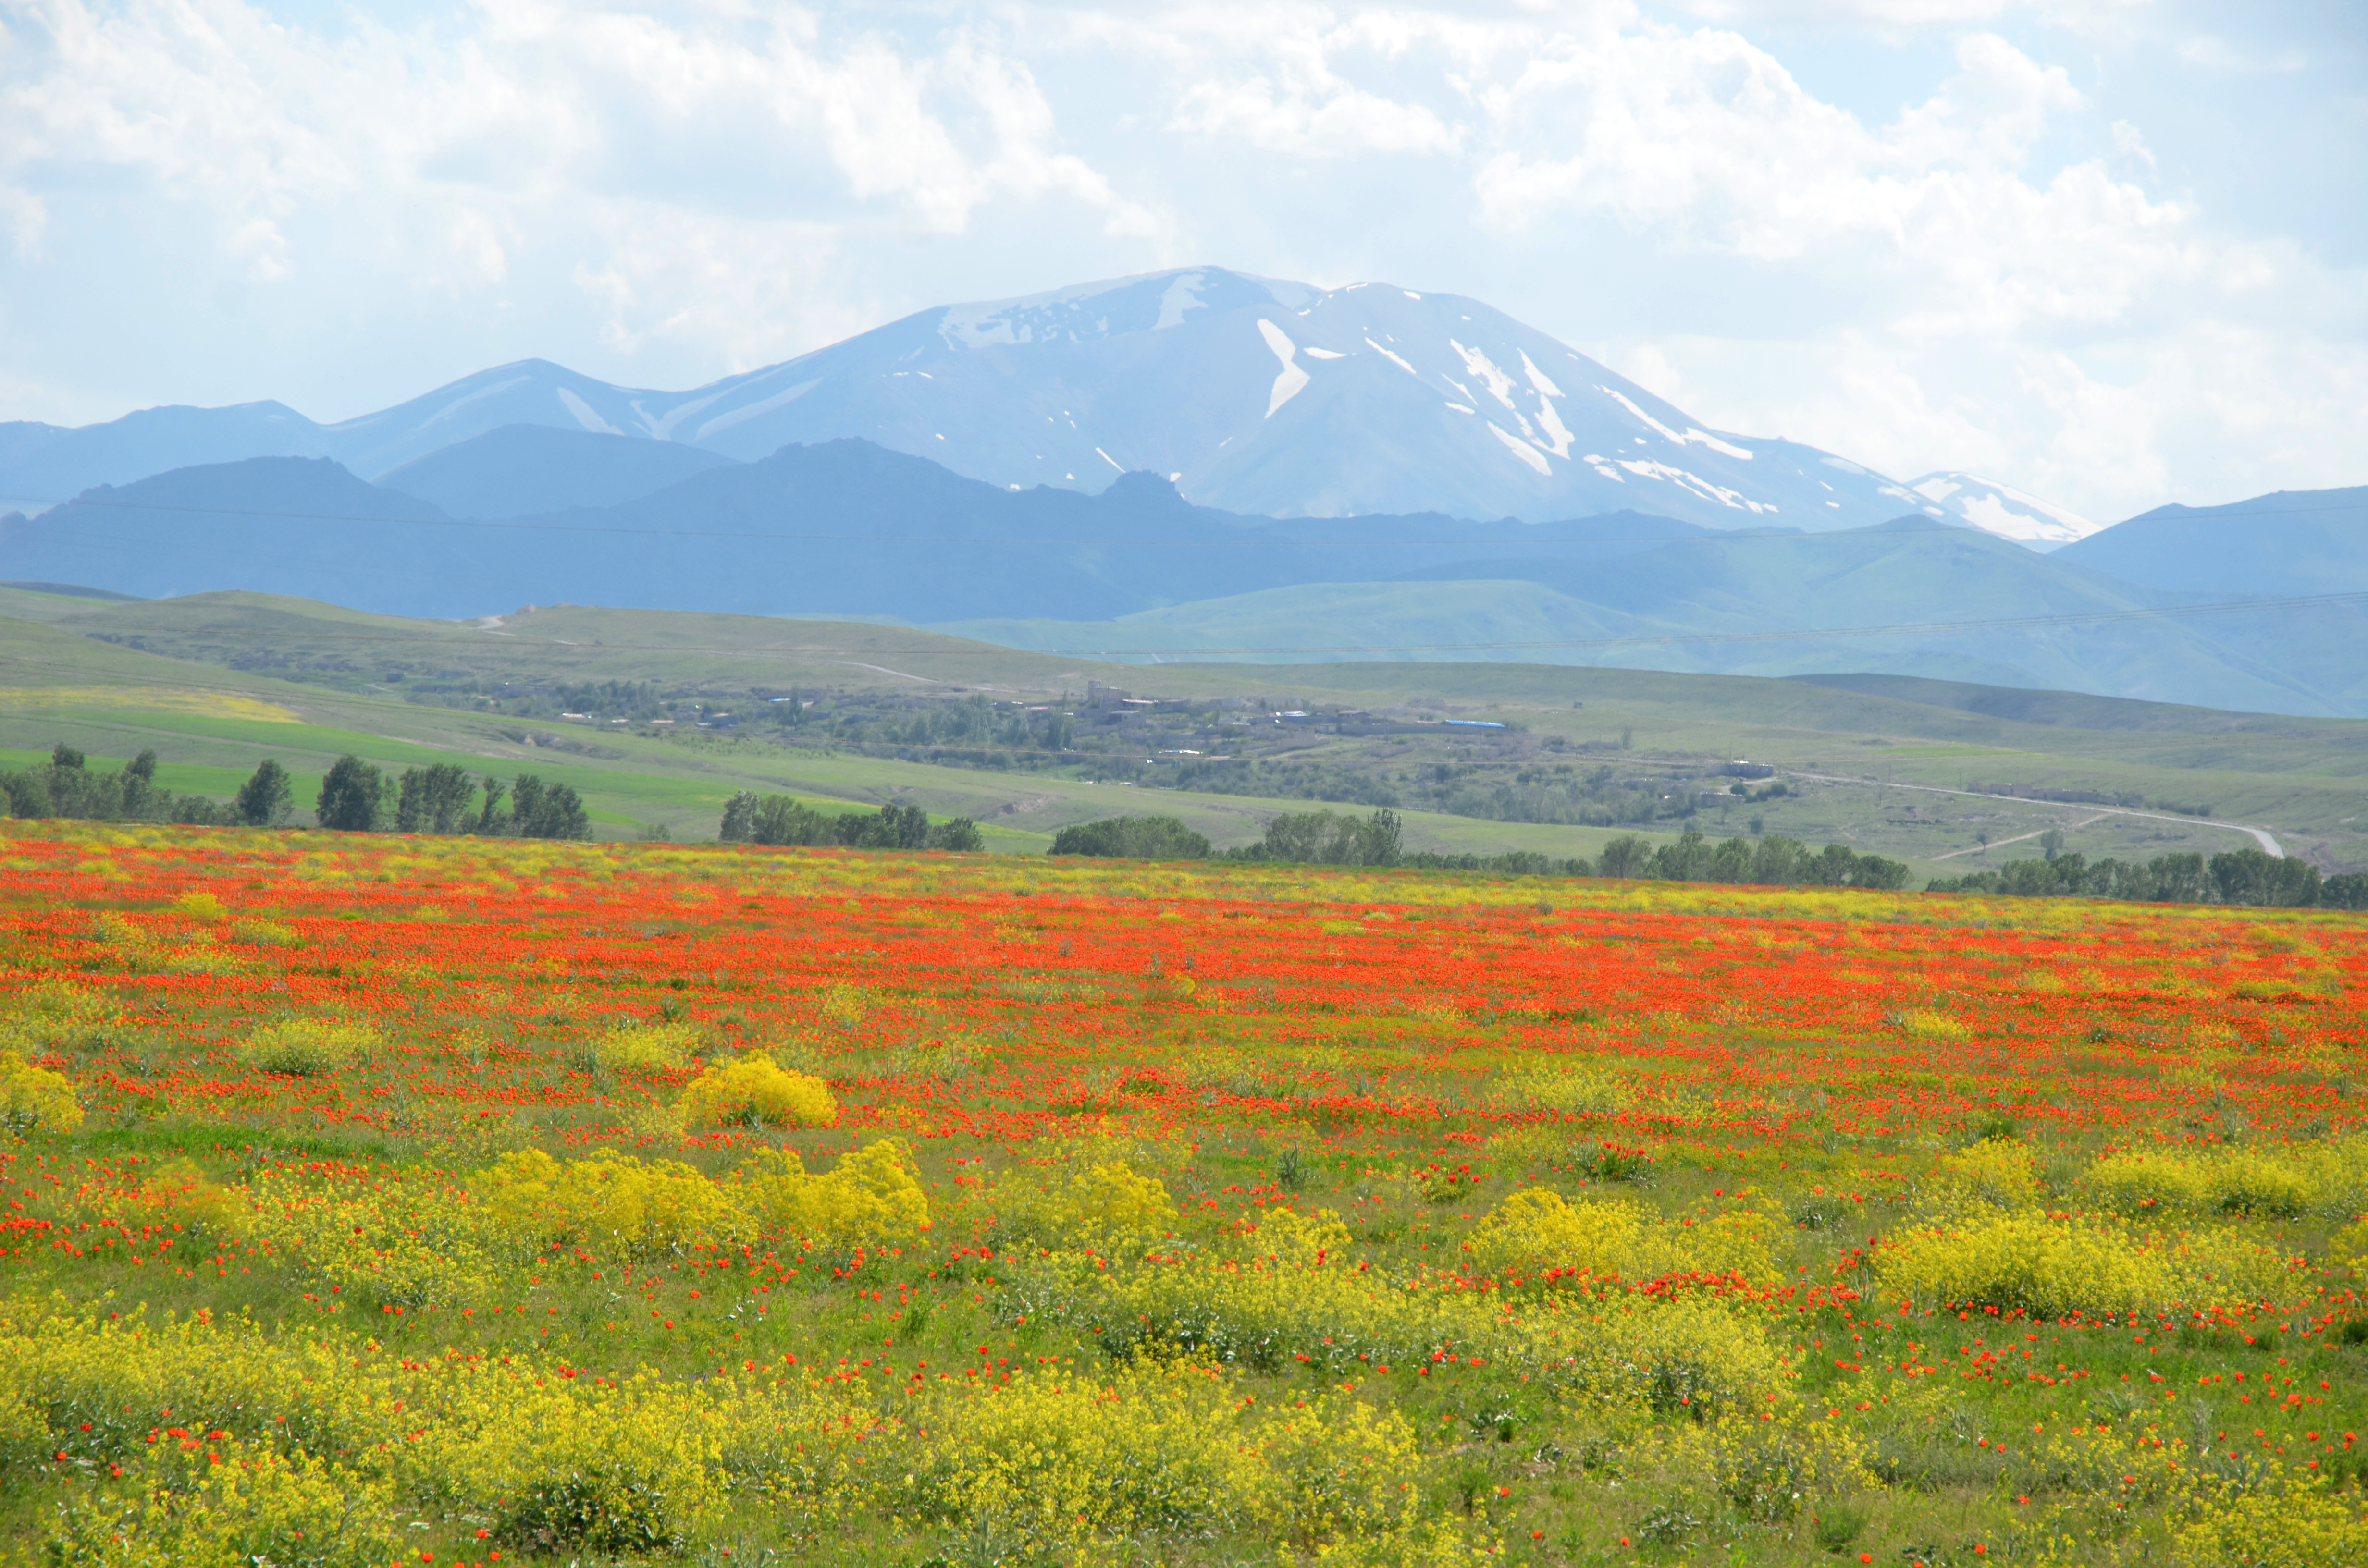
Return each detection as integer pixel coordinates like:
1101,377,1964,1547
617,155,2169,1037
3,978,116,1047
678,1057,837,1128
1470,1188,1645,1277
0,1047,84,1133
903,1364,1438,1557
483,1148,744,1258
1243,1205,1354,1265
234,1019,379,1077
993,1155,1179,1246
1470,1188,1776,1282
171,890,227,922
1938,1137,2044,1208
43,1436,396,1568
2082,1137,2368,1218
574,1020,705,1072
1492,1058,1632,1115
229,1165,500,1305
0,1306,869,1562
1880,1209,2295,1315
2171,1481,2368,1567
739,1139,931,1245
1023,1242,1783,1421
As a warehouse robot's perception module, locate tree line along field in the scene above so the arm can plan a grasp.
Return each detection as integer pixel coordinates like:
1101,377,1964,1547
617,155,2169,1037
3,823,2368,1566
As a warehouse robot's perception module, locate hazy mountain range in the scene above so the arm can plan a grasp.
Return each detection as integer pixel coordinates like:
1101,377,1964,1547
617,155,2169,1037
2,266,2360,716
0,267,2062,538
2,425,2362,715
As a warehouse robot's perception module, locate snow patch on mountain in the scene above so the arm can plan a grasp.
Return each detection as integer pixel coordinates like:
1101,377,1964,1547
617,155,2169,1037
557,388,622,435
1909,471,2098,549
1155,271,1209,330
1489,422,1551,475
1257,319,1311,418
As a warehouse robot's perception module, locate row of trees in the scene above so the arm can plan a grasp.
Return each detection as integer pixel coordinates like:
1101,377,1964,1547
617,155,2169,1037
1928,846,2359,909
1,743,594,839
1596,828,1914,890
1045,810,1912,890
719,793,985,852
246,756,590,839
0,744,235,825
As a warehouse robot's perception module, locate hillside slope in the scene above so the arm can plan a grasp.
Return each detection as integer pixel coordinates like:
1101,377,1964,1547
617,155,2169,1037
376,425,741,518
2055,485,2368,596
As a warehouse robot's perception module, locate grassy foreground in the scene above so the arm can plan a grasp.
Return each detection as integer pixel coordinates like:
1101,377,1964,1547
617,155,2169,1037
1,822,2367,1565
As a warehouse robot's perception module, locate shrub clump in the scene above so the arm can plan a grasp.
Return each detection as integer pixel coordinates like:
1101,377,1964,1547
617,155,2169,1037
2081,1137,2368,1219
574,1020,704,1072
0,1049,84,1133
679,1058,837,1128
1880,1209,2295,1315
482,1149,745,1259
739,1139,933,1245
235,1020,379,1076
1471,1188,1776,1283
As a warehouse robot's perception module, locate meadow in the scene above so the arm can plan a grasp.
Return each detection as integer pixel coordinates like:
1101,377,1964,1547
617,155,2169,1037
1,821,2366,1566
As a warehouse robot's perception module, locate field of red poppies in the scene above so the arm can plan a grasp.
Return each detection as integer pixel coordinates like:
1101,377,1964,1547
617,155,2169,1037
2,820,2366,1567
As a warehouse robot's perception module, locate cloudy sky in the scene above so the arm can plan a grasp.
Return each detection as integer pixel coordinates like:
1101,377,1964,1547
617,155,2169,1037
0,0,2359,522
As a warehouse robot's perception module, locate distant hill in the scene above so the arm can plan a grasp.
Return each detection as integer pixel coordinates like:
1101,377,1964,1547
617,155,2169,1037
0,422,68,473
377,425,741,519
0,439,1731,623
11,440,2364,716
0,457,454,605
1784,672,2325,734
937,515,2364,716
0,403,333,510
2054,485,2368,596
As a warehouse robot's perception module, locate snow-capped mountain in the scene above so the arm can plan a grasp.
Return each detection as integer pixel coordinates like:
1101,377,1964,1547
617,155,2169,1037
1906,472,2098,550
0,268,1937,530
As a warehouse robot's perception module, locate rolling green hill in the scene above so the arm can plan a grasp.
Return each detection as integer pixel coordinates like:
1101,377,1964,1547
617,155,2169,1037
5,592,2365,873
937,520,2360,716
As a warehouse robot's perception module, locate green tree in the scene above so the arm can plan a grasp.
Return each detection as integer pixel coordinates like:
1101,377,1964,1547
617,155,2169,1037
510,774,590,840
315,756,384,831
0,770,52,818
234,760,296,828
1050,816,1212,860
2210,846,2320,907
1597,834,1652,879
1749,835,1805,885
719,791,760,842
844,803,930,850
396,764,476,834
476,776,509,834
50,742,84,771
925,817,985,852
117,750,160,817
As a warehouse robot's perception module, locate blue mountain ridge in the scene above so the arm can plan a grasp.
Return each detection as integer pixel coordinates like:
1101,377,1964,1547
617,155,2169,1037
0,269,1936,532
